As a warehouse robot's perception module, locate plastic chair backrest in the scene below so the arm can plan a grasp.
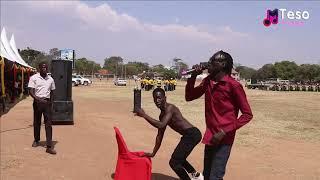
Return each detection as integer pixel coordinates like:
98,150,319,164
114,127,129,154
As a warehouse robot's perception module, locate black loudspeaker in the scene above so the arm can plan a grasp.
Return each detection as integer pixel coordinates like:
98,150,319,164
133,89,141,113
51,60,73,123
51,101,73,123
51,60,72,101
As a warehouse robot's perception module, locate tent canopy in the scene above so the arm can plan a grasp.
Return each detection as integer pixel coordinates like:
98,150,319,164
1,27,34,69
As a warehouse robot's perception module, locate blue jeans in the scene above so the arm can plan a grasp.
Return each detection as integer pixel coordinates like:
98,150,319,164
203,144,232,180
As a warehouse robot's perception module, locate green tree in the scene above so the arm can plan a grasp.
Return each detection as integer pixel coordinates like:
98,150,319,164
316,65,320,82
128,61,149,73
20,47,49,68
274,61,298,80
75,58,101,75
20,47,41,65
48,48,60,60
103,56,123,76
124,61,150,77
75,58,87,74
152,64,166,74
163,69,177,79
297,64,320,82
253,64,277,80
125,64,139,76
171,58,188,78
87,61,101,75
235,66,257,80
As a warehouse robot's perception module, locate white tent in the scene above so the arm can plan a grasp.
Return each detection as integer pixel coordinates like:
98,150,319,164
10,35,32,68
1,41,12,60
1,27,34,69
1,28,17,62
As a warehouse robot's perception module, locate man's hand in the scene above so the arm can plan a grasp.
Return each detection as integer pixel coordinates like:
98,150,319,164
210,129,226,145
191,64,204,77
134,108,146,118
36,98,48,104
141,152,155,158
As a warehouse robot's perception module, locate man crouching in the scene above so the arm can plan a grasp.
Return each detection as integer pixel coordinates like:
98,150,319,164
135,88,203,180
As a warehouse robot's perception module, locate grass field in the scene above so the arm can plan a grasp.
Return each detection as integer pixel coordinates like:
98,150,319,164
90,79,320,144
1,79,319,180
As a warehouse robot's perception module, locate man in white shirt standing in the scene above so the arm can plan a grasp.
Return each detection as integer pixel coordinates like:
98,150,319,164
28,62,57,155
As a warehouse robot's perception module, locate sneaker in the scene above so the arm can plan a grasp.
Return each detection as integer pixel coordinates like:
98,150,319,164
32,141,40,147
191,172,204,180
46,148,57,155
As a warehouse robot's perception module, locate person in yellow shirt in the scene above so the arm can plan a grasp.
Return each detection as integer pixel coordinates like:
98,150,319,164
145,78,150,91
156,79,162,88
172,79,177,91
169,78,174,91
164,79,169,91
149,79,154,90
140,78,145,90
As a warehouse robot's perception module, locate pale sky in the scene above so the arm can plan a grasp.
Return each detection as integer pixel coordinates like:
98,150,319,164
1,1,319,68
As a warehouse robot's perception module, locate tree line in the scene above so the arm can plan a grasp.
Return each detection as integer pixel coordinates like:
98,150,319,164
19,47,319,81
236,61,320,82
102,56,188,79
19,47,189,79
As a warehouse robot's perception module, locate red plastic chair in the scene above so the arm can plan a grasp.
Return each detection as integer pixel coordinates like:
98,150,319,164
114,127,152,180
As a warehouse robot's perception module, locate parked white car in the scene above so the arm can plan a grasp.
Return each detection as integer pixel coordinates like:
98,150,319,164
114,78,127,86
72,75,92,86
72,77,80,86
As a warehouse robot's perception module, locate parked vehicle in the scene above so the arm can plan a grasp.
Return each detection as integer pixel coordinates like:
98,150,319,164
114,78,127,86
72,77,80,86
72,75,92,86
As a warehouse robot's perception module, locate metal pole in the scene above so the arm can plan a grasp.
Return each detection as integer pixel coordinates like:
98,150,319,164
121,64,123,78
125,65,126,79
116,63,118,78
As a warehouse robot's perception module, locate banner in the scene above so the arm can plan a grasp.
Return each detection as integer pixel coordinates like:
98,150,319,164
60,49,74,61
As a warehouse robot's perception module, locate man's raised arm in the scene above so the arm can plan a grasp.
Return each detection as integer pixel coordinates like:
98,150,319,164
185,76,206,101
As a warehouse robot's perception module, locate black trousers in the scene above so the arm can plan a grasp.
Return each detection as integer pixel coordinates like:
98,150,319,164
203,144,232,180
170,127,202,180
33,100,53,147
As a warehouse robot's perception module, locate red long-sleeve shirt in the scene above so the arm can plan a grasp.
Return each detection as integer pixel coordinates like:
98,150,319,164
185,75,253,145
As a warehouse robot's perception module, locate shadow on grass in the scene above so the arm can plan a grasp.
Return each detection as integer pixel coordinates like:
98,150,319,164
52,121,74,125
0,124,33,133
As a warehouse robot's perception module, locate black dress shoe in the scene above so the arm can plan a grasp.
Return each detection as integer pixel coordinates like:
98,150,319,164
32,141,40,147
46,148,57,155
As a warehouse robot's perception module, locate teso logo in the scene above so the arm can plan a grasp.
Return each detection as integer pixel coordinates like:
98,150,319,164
263,8,310,27
263,9,279,26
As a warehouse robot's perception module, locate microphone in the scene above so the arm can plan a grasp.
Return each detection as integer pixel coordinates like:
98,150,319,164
181,69,197,76
181,62,209,76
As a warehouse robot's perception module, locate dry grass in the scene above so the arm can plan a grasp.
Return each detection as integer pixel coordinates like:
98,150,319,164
2,79,319,180
84,79,320,146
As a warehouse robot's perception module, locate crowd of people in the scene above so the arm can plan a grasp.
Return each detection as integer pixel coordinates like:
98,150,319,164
247,81,320,91
140,77,177,91
270,82,320,91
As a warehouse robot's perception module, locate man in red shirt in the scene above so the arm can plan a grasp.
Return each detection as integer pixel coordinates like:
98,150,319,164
185,50,253,180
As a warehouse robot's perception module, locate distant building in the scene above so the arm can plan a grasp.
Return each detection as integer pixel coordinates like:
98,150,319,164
96,69,115,79
98,69,109,75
